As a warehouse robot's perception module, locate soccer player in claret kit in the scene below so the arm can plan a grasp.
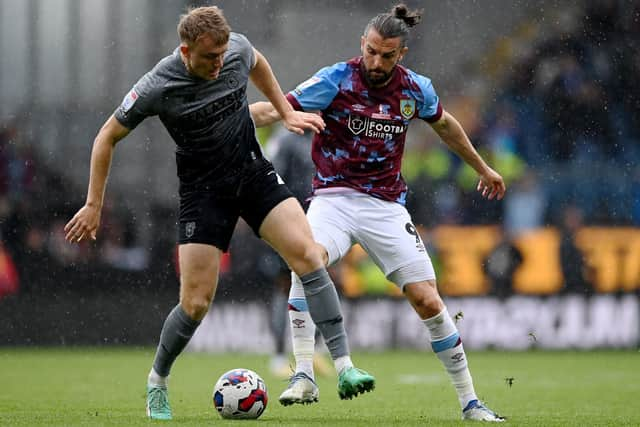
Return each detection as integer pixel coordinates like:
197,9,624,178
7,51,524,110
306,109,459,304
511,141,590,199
251,3,506,422
64,6,375,420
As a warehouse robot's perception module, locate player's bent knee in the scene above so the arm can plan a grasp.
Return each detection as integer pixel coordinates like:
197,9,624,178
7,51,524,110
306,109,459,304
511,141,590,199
317,243,330,266
288,242,325,277
180,295,213,321
411,290,442,312
401,277,444,318
179,278,216,320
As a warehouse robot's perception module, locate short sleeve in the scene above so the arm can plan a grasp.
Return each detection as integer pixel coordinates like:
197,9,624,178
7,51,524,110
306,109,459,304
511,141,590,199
287,62,349,111
114,71,164,130
407,71,443,123
231,32,256,70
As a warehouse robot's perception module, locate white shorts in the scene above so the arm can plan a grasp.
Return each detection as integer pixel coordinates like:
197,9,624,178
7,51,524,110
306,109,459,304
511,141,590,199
307,190,436,288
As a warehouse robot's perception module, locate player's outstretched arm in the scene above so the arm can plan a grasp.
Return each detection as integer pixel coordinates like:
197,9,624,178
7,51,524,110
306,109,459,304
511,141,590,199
248,48,324,135
249,101,281,128
64,115,130,243
430,110,506,200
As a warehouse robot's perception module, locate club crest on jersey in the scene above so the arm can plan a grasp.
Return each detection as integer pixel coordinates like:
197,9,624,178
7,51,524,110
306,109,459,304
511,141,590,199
400,99,416,119
121,88,138,113
225,72,239,89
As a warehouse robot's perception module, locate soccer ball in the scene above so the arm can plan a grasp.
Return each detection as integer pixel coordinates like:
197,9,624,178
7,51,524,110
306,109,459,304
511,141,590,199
212,368,268,419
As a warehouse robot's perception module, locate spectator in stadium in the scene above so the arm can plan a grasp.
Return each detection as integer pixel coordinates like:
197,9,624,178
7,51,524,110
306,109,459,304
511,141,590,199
250,3,505,422
63,6,373,420
483,235,523,299
558,204,592,294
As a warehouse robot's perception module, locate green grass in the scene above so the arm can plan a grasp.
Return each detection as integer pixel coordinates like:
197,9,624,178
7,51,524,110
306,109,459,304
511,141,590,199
0,348,638,426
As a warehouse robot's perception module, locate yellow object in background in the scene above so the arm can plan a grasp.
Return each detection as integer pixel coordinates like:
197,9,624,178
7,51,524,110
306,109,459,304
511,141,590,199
337,226,640,297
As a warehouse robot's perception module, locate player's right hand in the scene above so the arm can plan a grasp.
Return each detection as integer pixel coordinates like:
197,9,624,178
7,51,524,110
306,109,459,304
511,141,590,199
477,167,506,201
64,204,101,243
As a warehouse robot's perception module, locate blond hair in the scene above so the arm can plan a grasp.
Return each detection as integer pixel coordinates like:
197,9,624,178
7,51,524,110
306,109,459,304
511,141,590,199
177,6,230,46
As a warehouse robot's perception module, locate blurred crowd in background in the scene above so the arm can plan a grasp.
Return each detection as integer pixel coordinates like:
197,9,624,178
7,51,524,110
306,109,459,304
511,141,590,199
1,0,638,299
404,0,640,230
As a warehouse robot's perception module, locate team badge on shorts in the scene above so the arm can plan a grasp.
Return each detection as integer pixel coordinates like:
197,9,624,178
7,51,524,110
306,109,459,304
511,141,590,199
185,221,196,238
400,99,416,119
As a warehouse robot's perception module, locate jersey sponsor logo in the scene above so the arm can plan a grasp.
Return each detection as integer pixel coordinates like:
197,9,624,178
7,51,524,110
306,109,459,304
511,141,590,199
348,114,367,135
347,114,408,140
120,88,138,113
181,87,245,127
352,104,367,111
400,99,416,119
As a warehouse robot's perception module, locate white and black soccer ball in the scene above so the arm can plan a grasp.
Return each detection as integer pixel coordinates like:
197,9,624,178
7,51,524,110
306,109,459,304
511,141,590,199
212,368,268,419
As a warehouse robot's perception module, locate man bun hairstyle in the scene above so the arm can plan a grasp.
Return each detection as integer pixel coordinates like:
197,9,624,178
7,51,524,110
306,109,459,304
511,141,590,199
178,6,230,46
365,3,422,46
391,3,421,27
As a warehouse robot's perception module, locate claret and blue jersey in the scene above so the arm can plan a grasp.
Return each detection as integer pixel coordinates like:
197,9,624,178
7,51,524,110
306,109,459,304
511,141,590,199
286,56,443,205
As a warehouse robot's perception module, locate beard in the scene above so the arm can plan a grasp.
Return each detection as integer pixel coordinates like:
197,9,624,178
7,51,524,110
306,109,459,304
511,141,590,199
364,68,393,87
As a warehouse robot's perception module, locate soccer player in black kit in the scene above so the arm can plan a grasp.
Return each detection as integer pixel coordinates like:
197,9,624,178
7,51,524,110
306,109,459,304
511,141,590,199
64,6,374,420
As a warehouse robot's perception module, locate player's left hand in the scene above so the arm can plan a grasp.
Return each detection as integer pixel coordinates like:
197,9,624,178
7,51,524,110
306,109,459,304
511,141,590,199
282,111,325,135
477,167,506,200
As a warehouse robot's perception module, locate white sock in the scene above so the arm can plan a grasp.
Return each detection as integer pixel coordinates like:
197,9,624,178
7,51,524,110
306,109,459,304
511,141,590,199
334,355,354,375
289,273,316,379
148,367,168,388
423,308,477,409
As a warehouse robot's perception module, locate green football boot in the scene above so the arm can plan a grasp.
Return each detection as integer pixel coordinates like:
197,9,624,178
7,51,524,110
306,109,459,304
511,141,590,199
337,367,375,400
146,385,173,420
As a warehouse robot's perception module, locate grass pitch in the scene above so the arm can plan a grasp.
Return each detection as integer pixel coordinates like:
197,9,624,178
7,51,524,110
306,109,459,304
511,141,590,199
0,348,638,426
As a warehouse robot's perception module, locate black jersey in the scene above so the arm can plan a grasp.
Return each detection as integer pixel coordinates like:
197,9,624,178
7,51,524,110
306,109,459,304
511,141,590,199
114,32,260,193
